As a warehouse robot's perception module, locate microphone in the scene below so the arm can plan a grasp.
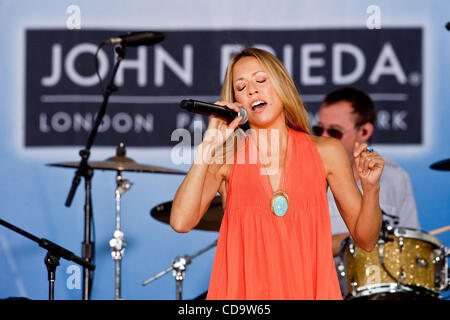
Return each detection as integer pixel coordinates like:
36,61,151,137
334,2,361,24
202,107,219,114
180,99,248,125
104,31,165,47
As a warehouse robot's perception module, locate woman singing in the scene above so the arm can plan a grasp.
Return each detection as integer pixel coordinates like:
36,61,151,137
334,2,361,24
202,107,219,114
170,48,384,300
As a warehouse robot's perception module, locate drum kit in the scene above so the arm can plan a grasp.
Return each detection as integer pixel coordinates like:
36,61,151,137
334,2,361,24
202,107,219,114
337,224,449,300
336,158,450,300
47,151,450,300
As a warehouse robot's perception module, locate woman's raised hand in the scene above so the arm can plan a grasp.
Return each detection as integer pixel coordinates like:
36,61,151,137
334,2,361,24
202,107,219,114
353,142,385,190
197,101,243,164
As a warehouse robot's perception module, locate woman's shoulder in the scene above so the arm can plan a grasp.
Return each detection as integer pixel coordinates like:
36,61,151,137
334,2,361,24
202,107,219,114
309,135,348,173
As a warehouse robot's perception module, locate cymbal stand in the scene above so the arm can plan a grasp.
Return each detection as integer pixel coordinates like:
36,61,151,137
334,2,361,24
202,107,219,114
142,239,217,300
109,171,132,300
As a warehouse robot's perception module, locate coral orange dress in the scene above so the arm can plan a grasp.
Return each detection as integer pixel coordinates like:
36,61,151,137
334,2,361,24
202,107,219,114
207,127,342,300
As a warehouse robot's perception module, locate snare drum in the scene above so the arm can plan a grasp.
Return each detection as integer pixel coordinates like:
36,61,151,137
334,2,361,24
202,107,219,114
340,228,448,299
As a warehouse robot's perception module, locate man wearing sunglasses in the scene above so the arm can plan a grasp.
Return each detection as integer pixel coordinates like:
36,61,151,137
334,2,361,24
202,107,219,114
315,87,421,296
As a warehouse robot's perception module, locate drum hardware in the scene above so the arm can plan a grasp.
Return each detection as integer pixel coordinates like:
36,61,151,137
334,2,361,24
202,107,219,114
141,240,218,300
377,237,405,288
433,250,443,264
376,221,403,288
109,167,133,300
400,268,407,281
348,242,355,257
416,258,428,268
444,247,450,291
394,228,444,248
381,210,399,226
379,221,394,246
398,237,404,252
430,225,450,292
145,197,223,299
49,142,186,299
380,219,394,240
337,262,346,278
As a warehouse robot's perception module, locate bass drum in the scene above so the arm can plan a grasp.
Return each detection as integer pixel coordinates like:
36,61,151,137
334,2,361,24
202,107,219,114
339,228,448,300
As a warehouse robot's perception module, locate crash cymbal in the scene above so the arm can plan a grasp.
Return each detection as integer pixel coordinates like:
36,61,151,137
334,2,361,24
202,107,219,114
151,196,224,232
430,158,450,171
48,158,186,174
47,142,186,175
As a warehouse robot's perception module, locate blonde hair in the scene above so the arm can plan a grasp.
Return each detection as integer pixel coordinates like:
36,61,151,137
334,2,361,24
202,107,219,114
210,47,311,165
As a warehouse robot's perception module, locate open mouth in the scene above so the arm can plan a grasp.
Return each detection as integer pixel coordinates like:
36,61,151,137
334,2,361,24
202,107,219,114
251,100,267,112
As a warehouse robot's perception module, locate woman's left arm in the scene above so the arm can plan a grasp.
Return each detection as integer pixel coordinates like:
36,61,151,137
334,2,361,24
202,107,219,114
317,137,385,252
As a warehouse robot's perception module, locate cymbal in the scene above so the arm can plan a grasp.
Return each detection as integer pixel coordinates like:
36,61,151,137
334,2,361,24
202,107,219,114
430,158,450,171
150,196,224,232
48,156,186,175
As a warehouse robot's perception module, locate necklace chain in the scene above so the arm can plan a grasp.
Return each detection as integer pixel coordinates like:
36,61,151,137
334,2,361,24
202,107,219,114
252,130,289,216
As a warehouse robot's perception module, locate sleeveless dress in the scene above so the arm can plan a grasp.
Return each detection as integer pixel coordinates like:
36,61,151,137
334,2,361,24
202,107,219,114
206,127,342,300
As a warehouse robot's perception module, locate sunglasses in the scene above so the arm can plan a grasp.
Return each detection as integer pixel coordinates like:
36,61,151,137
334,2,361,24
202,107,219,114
312,126,344,139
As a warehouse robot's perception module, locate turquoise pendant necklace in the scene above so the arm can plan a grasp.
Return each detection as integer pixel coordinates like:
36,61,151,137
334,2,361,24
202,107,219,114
254,129,290,217
271,189,289,217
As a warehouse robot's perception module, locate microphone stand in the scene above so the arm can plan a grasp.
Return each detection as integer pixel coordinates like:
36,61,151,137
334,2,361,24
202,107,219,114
63,44,126,300
0,218,95,300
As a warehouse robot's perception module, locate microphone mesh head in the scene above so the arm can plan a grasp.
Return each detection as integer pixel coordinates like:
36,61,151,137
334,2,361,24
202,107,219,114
238,108,248,125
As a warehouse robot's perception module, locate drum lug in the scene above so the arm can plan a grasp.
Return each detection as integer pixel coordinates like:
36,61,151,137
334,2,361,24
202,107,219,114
432,247,449,292
377,241,385,264
337,261,346,278
432,249,442,264
349,242,356,257
415,258,428,268
398,236,404,253
400,268,406,281
350,278,358,295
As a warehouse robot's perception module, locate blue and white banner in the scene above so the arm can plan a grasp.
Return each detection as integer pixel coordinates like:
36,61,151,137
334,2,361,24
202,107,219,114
26,28,422,147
